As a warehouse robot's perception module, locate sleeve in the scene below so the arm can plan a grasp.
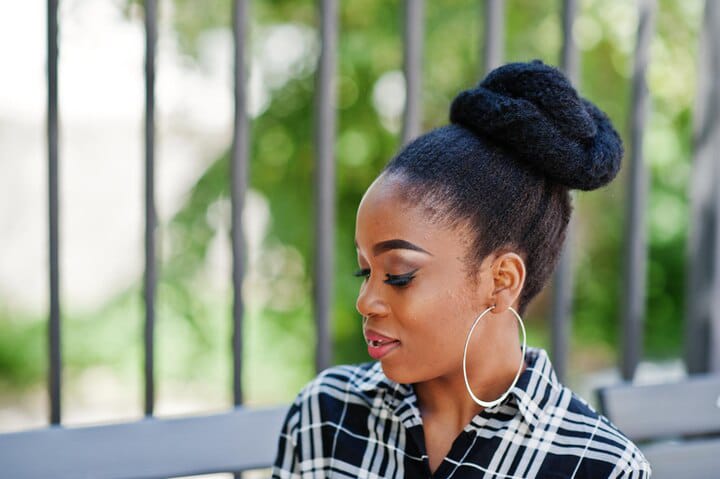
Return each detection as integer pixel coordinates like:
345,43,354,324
628,458,652,479
271,400,303,479
616,446,652,479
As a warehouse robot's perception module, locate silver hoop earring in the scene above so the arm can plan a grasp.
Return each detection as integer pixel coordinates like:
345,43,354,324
462,305,527,408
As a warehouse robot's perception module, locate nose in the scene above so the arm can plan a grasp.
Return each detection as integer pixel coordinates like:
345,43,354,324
355,277,390,319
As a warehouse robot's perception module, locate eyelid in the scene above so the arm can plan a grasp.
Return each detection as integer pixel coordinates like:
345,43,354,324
385,269,418,279
353,267,419,286
383,269,419,286
353,268,371,278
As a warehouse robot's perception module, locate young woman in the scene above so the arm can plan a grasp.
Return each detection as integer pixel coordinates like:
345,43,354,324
272,60,650,478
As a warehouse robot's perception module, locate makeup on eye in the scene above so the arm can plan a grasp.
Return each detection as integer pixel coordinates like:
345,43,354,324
353,268,371,279
384,269,418,286
354,245,424,285
353,267,419,286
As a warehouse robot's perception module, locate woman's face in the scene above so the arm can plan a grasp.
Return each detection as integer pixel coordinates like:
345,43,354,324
355,174,496,384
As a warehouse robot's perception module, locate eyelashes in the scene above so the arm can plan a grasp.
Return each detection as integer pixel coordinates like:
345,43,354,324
384,271,417,287
353,268,418,287
353,268,371,279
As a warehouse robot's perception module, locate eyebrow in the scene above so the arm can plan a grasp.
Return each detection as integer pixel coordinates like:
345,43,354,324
354,238,433,257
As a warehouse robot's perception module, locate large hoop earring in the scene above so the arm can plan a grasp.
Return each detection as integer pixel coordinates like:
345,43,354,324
462,305,527,408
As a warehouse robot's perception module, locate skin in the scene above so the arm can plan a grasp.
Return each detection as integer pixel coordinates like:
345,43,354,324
354,173,527,473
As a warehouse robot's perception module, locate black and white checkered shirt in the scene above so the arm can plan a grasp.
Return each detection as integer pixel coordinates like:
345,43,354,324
272,347,651,478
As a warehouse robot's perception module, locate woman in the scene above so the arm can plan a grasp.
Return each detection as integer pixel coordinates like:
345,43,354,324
272,60,650,478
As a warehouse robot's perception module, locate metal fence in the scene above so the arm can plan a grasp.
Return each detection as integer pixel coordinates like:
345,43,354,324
34,0,720,429
3,0,720,476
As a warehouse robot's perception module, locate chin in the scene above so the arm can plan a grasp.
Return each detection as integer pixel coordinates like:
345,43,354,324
379,360,421,385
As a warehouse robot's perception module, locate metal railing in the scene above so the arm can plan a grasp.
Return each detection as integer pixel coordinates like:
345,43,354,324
550,0,580,383
40,0,720,424
47,0,61,427
687,0,720,373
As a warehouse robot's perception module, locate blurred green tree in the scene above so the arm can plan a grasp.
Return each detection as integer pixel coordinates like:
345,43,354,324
0,0,700,404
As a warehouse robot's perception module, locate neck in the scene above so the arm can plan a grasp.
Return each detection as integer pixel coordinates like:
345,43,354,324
414,316,525,430
414,372,483,431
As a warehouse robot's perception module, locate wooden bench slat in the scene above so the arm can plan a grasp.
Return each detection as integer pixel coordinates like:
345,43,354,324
0,406,287,479
597,374,720,441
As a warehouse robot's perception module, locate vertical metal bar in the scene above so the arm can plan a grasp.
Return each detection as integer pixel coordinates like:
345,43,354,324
550,227,573,383
47,0,61,426
143,0,158,416
231,0,249,406
706,2,720,373
402,0,424,144
482,0,504,75
314,0,337,373
550,0,579,384
621,0,655,381
688,0,720,373
560,0,580,83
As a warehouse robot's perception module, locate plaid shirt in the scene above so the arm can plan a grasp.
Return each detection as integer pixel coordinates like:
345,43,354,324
272,348,651,478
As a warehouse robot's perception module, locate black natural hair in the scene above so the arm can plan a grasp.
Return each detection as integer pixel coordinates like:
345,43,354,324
382,60,623,314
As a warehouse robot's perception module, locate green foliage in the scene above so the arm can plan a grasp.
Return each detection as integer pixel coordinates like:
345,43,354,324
168,0,698,370
0,0,703,399
0,315,45,388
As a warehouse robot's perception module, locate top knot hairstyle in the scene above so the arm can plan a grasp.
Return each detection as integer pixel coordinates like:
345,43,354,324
383,60,623,313
450,60,622,190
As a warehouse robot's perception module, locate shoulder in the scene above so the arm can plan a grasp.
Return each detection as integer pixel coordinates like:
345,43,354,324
273,363,400,474
294,361,387,408
281,362,389,433
299,362,385,398
559,389,652,477
517,349,651,476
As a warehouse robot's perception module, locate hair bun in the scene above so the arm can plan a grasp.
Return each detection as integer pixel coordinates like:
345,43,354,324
449,60,623,191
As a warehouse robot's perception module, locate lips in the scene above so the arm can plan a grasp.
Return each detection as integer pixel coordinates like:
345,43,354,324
364,329,400,360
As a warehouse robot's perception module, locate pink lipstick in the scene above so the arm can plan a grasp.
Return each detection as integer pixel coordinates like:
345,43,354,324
364,329,400,360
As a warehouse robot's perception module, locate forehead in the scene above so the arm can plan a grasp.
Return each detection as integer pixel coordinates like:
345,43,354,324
355,175,471,254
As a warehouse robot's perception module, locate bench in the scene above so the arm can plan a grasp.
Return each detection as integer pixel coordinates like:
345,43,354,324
0,405,288,478
597,374,720,479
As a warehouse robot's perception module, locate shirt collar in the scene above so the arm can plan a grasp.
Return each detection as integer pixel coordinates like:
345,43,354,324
356,347,563,432
505,347,563,432
356,361,391,393
356,362,423,427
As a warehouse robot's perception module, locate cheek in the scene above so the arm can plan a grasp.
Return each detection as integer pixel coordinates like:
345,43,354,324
399,282,477,345
415,272,477,315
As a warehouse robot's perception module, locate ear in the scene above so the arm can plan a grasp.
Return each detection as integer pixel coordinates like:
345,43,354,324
490,252,526,313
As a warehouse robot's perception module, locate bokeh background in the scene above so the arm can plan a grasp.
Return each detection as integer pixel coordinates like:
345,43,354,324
0,0,698,431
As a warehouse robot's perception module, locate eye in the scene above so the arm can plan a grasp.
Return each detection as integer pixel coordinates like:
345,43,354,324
384,270,417,287
353,268,371,280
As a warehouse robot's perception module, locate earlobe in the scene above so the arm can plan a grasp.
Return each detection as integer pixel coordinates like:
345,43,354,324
490,252,526,313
